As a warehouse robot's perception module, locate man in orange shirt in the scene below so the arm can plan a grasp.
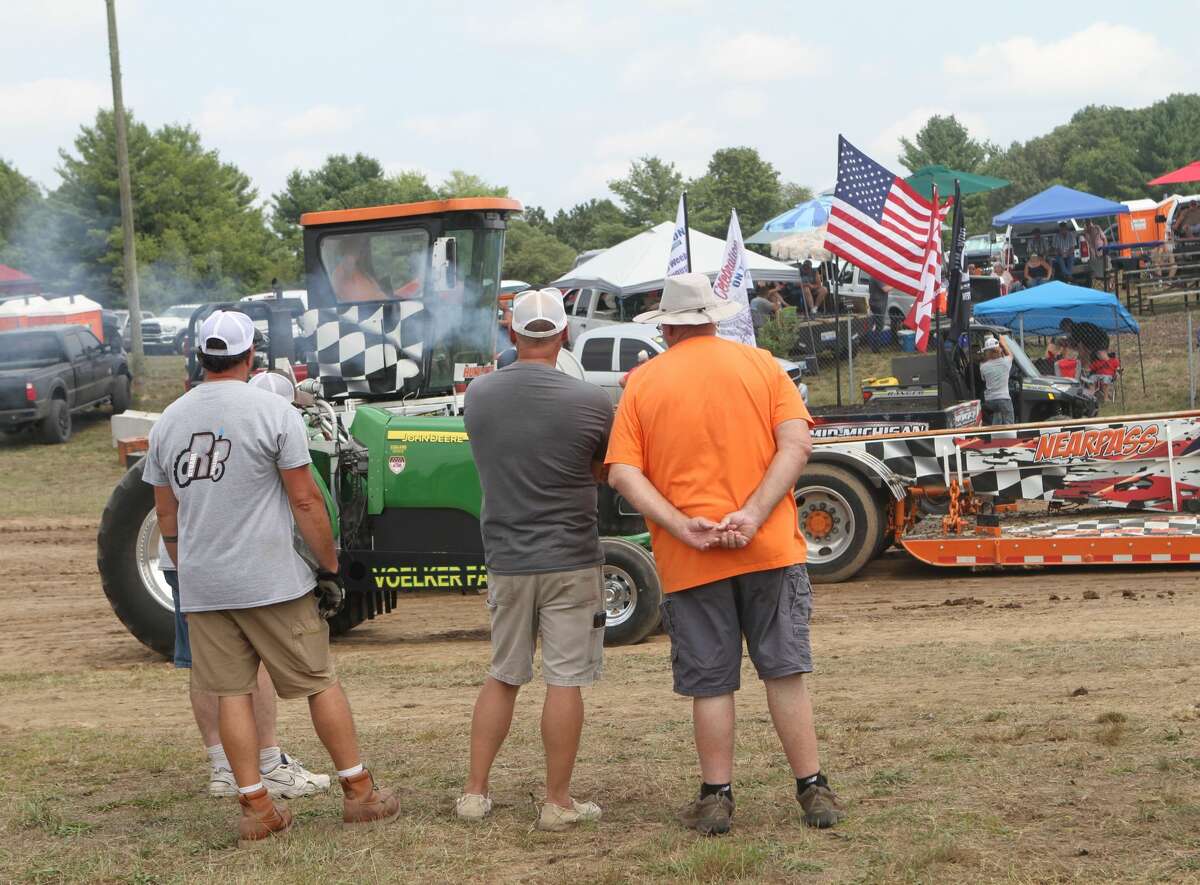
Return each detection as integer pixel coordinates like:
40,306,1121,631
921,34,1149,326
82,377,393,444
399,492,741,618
607,272,842,836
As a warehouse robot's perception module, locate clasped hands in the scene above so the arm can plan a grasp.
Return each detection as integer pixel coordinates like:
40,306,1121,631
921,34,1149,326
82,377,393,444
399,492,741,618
673,508,763,551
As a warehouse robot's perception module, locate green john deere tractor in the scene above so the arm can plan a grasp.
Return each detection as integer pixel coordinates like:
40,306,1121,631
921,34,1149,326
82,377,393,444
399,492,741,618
97,197,663,656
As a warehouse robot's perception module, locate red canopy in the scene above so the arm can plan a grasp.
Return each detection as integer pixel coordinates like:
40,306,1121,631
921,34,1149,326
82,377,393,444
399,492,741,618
0,264,33,283
1149,161,1200,186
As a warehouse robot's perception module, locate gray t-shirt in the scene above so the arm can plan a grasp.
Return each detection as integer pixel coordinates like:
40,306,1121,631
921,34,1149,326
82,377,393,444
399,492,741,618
143,380,315,612
980,355,1013,401
464,361,613,575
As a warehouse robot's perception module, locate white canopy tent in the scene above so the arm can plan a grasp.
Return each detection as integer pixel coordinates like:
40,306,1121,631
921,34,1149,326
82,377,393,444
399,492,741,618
551,221,800,296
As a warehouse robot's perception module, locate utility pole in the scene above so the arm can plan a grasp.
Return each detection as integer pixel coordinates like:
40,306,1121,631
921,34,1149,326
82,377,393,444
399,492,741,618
105,0,144,384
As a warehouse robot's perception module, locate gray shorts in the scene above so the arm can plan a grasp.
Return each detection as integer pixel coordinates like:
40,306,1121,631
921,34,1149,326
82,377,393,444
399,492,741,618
486,566,606,687
660,564,813,697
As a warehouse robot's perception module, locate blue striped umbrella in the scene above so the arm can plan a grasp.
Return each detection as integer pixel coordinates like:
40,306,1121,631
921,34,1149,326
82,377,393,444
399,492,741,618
746,195,833,245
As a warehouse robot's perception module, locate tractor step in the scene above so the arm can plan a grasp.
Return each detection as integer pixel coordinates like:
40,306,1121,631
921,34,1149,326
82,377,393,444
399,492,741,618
901,514,1200,567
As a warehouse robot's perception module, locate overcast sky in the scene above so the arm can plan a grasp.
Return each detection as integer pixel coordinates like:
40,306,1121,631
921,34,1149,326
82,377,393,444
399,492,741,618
2,0,1198,215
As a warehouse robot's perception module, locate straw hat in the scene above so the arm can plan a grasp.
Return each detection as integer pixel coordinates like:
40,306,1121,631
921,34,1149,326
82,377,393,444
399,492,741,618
633,272,742,326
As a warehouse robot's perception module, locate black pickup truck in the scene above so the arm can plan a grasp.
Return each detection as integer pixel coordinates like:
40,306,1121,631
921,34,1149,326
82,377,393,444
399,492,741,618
0,325,132,443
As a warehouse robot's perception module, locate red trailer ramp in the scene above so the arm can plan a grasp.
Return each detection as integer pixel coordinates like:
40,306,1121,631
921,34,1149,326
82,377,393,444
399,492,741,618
902,514,1200,567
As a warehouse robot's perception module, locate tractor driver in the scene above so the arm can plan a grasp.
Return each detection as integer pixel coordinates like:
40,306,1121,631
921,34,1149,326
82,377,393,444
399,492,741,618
330,235,390,303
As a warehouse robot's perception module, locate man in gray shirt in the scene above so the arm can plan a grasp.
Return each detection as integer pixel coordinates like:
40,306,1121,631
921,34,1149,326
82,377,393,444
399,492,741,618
144,310,398,846
457,289,613,832
978,335,1014,426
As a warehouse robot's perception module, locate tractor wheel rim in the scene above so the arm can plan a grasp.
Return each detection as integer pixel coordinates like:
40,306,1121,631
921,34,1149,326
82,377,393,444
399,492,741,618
603,565,637,627
135,510,175,612
794,485,854,565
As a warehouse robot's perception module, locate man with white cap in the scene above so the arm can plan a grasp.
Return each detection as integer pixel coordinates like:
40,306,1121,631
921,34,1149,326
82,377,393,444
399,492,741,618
978,335,1014,425
143,310,398,846
159,363,326,804
457,288,613,831
606,272,843,836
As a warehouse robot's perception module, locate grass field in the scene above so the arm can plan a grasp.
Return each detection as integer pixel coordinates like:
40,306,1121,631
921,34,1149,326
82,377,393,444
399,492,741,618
4,344,1200,882
4,524,1200,884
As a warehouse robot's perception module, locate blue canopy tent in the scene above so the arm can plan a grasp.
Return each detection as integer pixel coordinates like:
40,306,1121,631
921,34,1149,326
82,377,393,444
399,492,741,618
746,195,833,245
974,281,1144,394
992,184,1129,227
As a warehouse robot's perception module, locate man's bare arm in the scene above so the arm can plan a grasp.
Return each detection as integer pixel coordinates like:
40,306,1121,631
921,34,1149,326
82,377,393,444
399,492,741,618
280,465,339,574
719,418,813,543
153,484,180,567
608,463,723,551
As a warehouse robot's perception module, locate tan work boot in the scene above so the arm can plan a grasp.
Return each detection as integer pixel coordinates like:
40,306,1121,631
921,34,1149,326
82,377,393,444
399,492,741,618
678,793,734,836
536,798,602,832
236,786,294,848
798,777,845,829
340,768,400,828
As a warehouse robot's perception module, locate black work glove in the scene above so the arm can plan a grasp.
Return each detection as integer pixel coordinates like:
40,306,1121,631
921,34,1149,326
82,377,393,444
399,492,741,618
315,570,344,620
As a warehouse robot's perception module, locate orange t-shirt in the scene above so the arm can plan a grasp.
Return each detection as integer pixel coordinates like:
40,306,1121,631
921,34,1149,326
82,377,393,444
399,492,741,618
605,335,812,594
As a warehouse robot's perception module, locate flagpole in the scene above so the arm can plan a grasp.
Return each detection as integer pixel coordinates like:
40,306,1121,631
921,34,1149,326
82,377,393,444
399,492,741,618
834,257,842,406
933,185,943,410
682,190,693,273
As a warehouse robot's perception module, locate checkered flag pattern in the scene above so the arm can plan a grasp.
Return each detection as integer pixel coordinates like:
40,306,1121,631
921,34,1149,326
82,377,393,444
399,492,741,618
1006,515,1200,538
845,416,1200,514
298,301,425,396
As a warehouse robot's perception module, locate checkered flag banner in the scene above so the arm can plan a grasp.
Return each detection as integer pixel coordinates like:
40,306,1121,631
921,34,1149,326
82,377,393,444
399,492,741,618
297,301,425,396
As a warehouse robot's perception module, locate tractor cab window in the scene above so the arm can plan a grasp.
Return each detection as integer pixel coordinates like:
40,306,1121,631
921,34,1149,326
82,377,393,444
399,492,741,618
424,227,504,393
320,229,430,304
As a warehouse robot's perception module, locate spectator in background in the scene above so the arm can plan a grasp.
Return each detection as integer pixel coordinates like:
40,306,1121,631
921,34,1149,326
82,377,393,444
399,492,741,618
1060,318,1110,367
868,277,888,350
798,261,828,313
968,264,982,277
993,261,1021,293
1084,221,1108,285
1174,204,1200,241
1051,222,1078,281
1024,254,1053,288
1027,228,1048,257
979,335,1014,426
750,285,781,330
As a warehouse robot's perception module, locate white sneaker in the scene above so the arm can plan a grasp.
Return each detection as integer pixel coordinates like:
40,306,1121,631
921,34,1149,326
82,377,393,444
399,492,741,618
537,798,602,831
455,793,493,821
262,754,332,799
208,767,238,798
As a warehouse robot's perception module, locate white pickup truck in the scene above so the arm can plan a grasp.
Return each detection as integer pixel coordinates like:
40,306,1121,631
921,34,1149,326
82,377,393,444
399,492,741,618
573,322,807,405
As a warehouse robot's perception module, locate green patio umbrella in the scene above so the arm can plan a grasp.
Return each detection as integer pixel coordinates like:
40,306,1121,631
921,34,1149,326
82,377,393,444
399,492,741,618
904,164,1009,199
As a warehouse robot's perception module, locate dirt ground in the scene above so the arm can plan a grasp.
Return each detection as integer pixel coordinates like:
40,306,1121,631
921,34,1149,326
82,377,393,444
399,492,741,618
4,516,1200,883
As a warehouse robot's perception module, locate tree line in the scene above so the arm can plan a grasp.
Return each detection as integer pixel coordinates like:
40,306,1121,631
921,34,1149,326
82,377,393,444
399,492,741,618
900,93,1200,236
1,94,1198,309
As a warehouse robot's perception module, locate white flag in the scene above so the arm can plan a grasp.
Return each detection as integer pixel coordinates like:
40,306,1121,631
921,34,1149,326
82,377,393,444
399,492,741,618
666,193,689,277
712,209,756,346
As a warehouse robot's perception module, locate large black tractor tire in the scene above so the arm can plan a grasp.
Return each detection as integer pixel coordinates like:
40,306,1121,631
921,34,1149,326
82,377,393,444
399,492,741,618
601,537,662,646
97,461,175,658
795,464,886,584
40,398,71,444
110,373,131,414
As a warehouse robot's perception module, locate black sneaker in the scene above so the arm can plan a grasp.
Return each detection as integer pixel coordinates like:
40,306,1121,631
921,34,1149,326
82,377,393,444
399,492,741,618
678,793,734,836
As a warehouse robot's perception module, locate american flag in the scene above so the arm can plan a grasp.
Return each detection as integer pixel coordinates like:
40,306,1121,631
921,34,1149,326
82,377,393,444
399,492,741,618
823,136,947,298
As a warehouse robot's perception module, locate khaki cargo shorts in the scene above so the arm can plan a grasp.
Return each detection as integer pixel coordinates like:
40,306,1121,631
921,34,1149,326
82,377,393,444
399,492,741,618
187,591,337,700
487,565,606,687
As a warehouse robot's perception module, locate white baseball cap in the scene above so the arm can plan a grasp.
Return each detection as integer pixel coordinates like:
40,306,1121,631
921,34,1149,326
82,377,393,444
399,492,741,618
980,335,1001,351
511,288,568,339
249,370,296,401
198,310,255,355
